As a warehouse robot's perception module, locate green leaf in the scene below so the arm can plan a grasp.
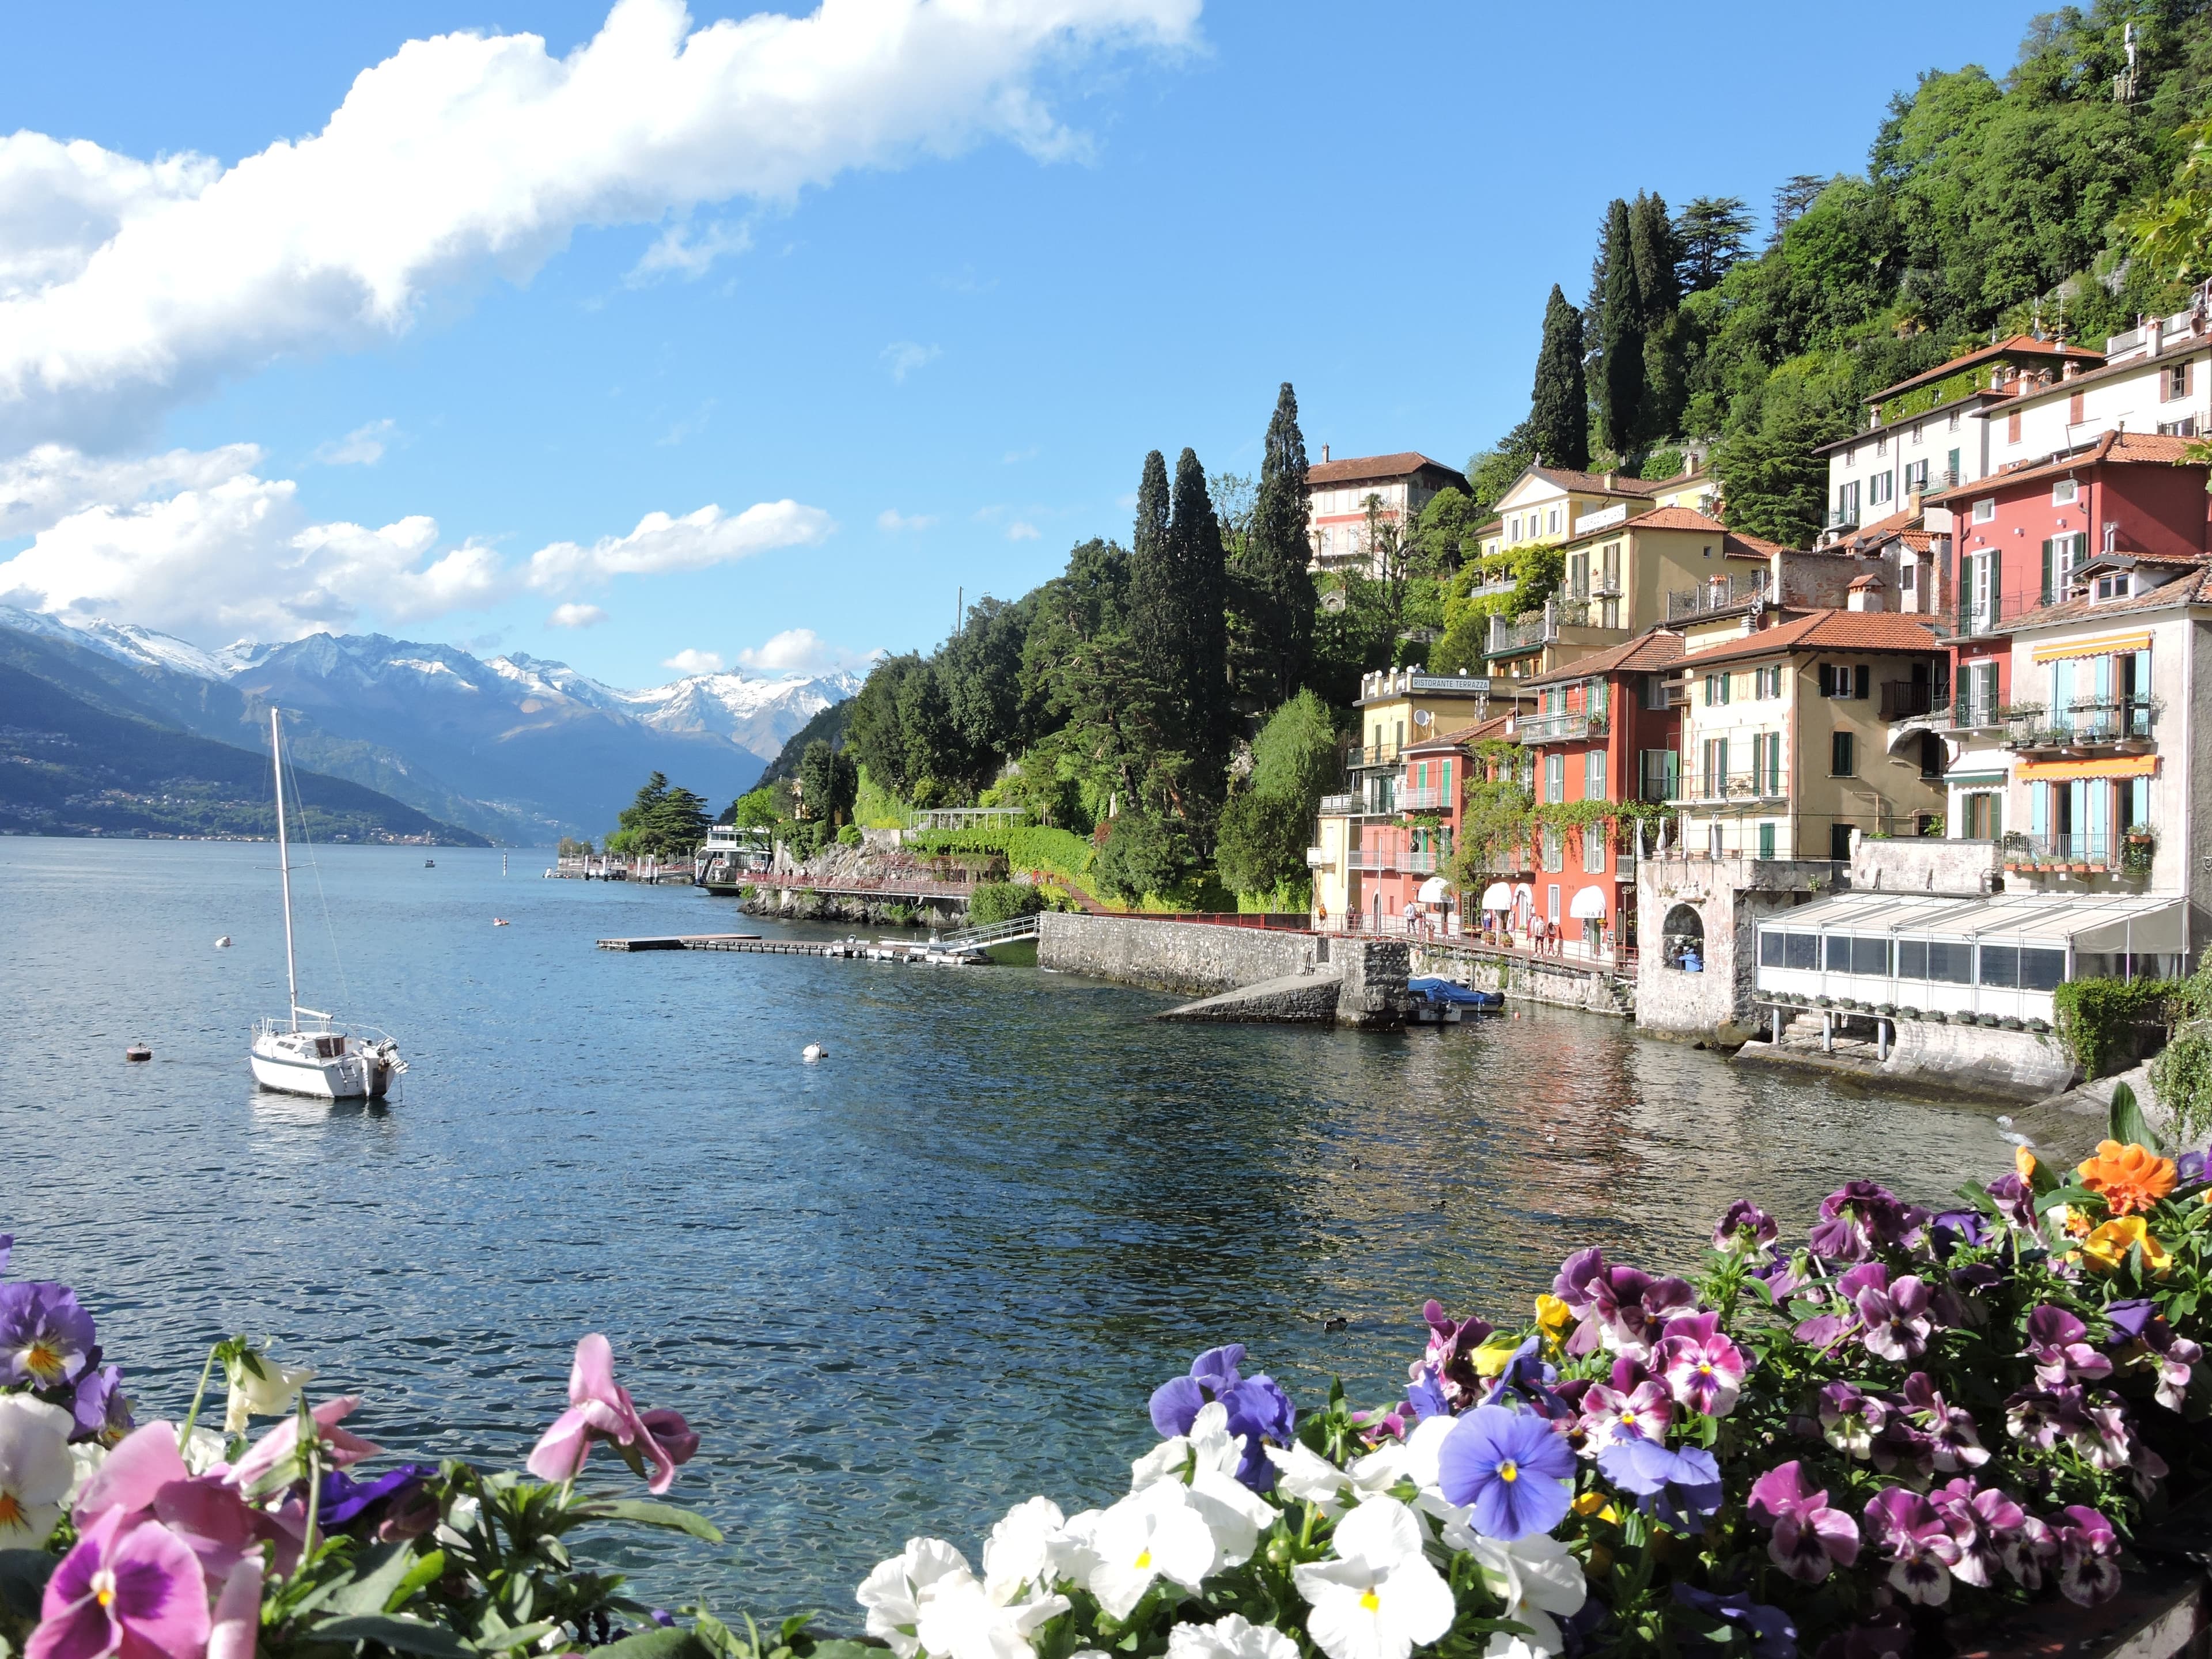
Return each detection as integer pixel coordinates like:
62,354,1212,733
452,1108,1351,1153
308,1613,477,1657
2111,1082,2163,1154
476,1622,559,1652
0,1550,57,1623
571,1498,726,1543
800,1642,882,1659
328,1541,426,1618
596,1629,719,1659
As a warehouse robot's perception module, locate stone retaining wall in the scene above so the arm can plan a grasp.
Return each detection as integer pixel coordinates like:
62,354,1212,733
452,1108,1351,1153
1407,943,1634,1018
1155,971,1344,1023
1036,912,1320,994
1737,1009,2077,1101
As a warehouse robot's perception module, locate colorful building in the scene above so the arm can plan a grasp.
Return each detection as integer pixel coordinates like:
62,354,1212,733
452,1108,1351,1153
1304,450,1468,577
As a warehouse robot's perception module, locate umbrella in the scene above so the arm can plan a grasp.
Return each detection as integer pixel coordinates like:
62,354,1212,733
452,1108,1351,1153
1418,876,1450,904
1570,887,1608,919
1480,882,1513,911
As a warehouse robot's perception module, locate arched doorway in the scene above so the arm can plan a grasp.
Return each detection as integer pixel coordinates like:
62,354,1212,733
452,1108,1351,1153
1661,902,1705,971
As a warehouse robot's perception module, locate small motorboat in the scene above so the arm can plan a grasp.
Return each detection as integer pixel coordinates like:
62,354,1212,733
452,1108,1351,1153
425,859,436,868
492,918,510,926
125,1043,151,1063
1408,977,1505,1013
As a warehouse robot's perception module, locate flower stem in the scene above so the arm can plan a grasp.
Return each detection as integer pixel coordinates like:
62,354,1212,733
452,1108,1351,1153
178,1344,221,1449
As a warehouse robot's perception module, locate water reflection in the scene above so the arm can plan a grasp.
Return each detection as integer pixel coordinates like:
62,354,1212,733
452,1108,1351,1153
0,839,2028,1615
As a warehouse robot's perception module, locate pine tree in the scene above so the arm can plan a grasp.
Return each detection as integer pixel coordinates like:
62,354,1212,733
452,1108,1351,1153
1768,175,1828,245
1527,286,1589,471
1168,446,1229,808
1594,198,1645,457
1236,382,1317,706
1674,196,1753,291
1129,449,1175,675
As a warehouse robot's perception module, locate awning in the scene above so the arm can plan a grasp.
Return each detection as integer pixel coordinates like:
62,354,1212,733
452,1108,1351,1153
1946,772,2008,787
1758,890,2192,954
1418,876,1450,904
2017,755,2157,781
2032,630,2153,664
1570,886,1608,919
1480,882,1513,911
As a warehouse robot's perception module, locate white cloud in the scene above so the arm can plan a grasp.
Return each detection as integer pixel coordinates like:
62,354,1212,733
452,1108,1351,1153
313,418,396,465
1006,520,1039,540
627,217,752,283
0,0,1198,446
547,601,608,627
526,498,832,592
876,507,936,532
662,646,725,675
881,341,941,382
0,441,831,639
737,626,877,675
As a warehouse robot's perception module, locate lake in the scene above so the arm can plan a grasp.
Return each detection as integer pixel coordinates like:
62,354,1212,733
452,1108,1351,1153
0,837,2021,1617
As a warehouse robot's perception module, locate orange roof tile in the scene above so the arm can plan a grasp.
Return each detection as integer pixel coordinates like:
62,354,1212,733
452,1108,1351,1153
1996,563,2212,630
1526,465,1665,497
1927,430,2200,504
1680,609,1944,667
1307,452,1468,487
1525,628,1684,687
1866,334,2104,404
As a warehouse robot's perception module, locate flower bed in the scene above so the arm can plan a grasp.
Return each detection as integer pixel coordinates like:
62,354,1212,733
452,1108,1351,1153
3,1088,2209,1657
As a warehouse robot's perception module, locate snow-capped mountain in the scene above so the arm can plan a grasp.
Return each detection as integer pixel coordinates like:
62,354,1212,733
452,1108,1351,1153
0,610,861,841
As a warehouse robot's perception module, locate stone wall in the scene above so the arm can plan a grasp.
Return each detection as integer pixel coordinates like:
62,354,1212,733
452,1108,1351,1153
1155,971,1343,1024
738,886,965,929
1849,836,1999,896
1636,857,1838,1043
1407,943,1634,1017
1337,940,1409,1028
1738,1012,2076,1101
1036,912,1320,994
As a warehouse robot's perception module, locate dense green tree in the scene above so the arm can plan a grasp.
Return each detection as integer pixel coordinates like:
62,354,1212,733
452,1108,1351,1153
1247,689,1338,819
1094,810,1196,903
1629,191,1680,324
1214,790,1309,900
1411,486,1482,579
1168,446,1229,810
1593,198,1645,455
1128,448,1174,670
1464,426,1539,520
1712,390,1835,547
1526,287,1590,470
1230,383,1317,710
797,739,859,825
1675,195,1753,291
1768,174,1829,243
605,771,711,858
938,593,1032,763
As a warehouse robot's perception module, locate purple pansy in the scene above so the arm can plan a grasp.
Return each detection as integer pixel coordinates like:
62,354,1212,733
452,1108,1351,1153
67,1361,128,1442
1818,1382,1886,1459
1403,1366,1450,1422
1899,1373,1987,1472
1850,1267,1935,1363
1930,1479,2025,1589
1747,1461,1861,1582
1808,1180,1926,1263
1482,1335,1571,1421
1712,1201,1778,1255
29,1506,210,1659
1415,1301,1494,1409
1863,1487,1961,1605
1654,1310,1746,1419
316,1463,438,1527
1595,1438,1723,1532
1577,1379,1672,1455
0,1282,97,1389
2054,1506,2121,1606
1928,1210,1993,1256
2106,1300,2203,1410
1670,1584,1797,1659
1149,1345,1294,1491
1436,1403,1576,1541
2024,1305,2112,1387
1983,1172,2039,1230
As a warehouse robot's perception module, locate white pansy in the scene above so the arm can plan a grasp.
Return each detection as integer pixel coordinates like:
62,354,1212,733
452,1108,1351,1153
223,1359,313,1433
1292,1497,1456,1659
1187,1462,1277,1568
1266,1441,1353,1517
63,1440,106,1508
0,1395,75,1547
176,1421,229,1476
1469,1535,1585,1658
1167,1613,1302,1659
1131,1434,1192,1491
857,1538,978,1659
982,1497,1065,1603
1086,1480,1218,1619
1045,1508,1104,1587
1184,1402,1245,1480
1348,1415,1456,1502
914,1571,1070,1659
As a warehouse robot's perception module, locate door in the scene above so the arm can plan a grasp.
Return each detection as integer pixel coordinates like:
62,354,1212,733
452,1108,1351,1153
1831,823,1854,860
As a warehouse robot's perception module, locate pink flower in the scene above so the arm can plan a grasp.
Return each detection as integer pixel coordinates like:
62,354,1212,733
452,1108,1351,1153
2054,1505,2121,1606
1930,1479,2025,1590
70,1422,266,1595
227,1398,382,1493
526,1335,695,1495
1654,1311,1745,1418
1746,1461,1859,1583
1576,1380,1672,1454
28,1507,210,1659
208,1558,262,1659
1863,1487,1961,1605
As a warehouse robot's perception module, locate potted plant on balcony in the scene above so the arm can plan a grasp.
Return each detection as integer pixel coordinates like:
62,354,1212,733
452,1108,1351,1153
2001,830,2032,872
2124,826,2157,877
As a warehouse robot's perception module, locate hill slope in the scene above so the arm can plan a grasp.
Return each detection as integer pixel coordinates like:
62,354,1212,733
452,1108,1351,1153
0,662,488,844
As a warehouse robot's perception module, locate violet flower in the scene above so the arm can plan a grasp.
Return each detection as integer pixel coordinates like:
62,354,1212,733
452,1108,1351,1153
1711,1201,1778,1255
1669,1584,1797,1659
1595,1438,1723,1532
316,1463,436,1527
2107,1300,2202,1410
1576,1380,1672,1455
1930,1479,2024,1589
1481,1336,1570,1422
1999,1513,2057,1591
1150,1343,1293,1490
28,1505,209,1659
1862,1486,1961,1605
1654,1311,1745,1418
1808,1180,1926,1262
67,1362,128,1443
1928,1210,1993,1257
2005,1385,2089,1452
0,1283,96,1390
526,1335,692,1496
1851,1268,1934,1363
1818,1382,1886,1459
1413,1302,1493,1408
1435,1403,1575,1541
1403,1366,1450,1422
2054,1505,2121,1606
1745,1460,1861,1582
2024,1305,2112,1387
1587,1267,1697,1362
1983,1172,2039,1230
1899,1373,1987,1472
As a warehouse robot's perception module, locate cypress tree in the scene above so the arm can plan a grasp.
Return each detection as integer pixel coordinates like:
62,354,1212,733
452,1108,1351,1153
1241,381,1317,704
1168,446,1229,804
1129,449,1175,675
1628,191,1679,326
1527,287,1589,472
1594,198,1645,457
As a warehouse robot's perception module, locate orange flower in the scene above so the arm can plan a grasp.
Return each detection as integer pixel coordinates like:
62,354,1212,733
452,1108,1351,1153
2016,1144,2040,1181
2077,1140,2177,1217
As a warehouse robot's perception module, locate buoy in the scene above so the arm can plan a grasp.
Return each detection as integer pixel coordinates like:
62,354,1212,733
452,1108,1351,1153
492,918,510,927
214,935,232,949
1323,1316,1347,1334
125,1044,151,1062
801,1043,826,1063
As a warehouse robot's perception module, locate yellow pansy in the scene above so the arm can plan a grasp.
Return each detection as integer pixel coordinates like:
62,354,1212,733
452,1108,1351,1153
1573,1490,1619,1524
1471,1335,1524,1379
1534,1295,1573,1347
2080,1215,2173,1277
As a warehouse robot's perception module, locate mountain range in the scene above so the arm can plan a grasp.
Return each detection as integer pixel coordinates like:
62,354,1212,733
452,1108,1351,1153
0,609,861,844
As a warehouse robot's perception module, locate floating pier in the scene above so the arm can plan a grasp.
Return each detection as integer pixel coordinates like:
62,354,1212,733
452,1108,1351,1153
594,932,986,964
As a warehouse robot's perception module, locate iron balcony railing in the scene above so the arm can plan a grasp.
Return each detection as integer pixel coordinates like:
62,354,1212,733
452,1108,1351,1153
1345,744,1401,769
1828,505,1859,531
1516,708,1609,745
1878,680,1947,721
1406,850,1444,874
1666,571,1769,621
1955,596,2002,638
1318,793,1360,817
2001,832,2129,871
1346,848,1387,871
1486,606,1556,656
2004,698,2159,751
1668,764,1790,806
1946,695,2004,731
1398,785,1448,810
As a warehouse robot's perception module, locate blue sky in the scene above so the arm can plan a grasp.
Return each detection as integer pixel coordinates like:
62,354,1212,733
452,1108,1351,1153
0,0,2035,688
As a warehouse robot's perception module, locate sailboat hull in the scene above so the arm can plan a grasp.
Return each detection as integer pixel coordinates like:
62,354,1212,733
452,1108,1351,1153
249,1037,400,1101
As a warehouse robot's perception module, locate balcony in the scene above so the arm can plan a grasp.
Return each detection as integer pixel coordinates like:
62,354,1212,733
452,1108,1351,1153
1878,680,1946,721
1464,574,1519,601
1943,695,2005,732
1399,785,1448,810
1669,766,1790,806
1517,708,1610,746
1486,607,1557,657
1827,505,1859,532
1318,793,1361,817
1999,831,2155,876
1954,599,2002,640
1346,848,1388,872
1406,850,1444,874
1345,744,1400,770
1356,668,1497,702
1666,571,1769,621
2003,699,2160,755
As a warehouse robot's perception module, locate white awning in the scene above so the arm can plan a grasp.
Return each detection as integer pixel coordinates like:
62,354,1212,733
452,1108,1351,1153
1570,886,1608,919
1759,890,2192,953
1418,876,1450,904
1481,882,1513,910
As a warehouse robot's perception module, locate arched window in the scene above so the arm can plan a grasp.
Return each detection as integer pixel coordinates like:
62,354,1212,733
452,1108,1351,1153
1661,903,1705,969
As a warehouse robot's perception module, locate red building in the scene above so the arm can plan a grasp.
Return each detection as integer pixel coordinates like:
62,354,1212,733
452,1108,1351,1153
1353,714,1513,935
1514,629,1685,958
1928,431,2210,718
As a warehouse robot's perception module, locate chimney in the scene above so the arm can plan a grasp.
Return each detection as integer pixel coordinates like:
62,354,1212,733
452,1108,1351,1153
1321,444,1331,463
1603,471,1617,489
2063,359,2080,379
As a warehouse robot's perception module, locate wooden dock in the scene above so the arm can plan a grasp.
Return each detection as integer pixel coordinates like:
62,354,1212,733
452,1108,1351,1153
594,933,982,963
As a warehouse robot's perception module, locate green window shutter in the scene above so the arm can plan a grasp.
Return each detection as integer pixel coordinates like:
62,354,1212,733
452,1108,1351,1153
2040,539,2053,606
1854,664,1870,700
1990,548,2002,625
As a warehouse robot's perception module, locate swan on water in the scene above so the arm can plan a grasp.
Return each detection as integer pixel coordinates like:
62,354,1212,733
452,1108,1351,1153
802,1043,826,1063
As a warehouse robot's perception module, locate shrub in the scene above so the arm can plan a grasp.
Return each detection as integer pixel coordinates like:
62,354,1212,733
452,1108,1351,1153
1094,813,1196,903
1215,789,1310,897
1006,825,1096,884
2054,976,2176,1078
2152,1031,2212,1143
838,824,862,846
968,881,1047,926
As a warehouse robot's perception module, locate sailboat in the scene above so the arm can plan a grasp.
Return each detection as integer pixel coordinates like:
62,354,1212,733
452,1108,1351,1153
248,708,406,1100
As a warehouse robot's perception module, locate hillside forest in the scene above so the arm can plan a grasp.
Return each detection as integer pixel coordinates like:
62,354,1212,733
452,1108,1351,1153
723,0,2212,908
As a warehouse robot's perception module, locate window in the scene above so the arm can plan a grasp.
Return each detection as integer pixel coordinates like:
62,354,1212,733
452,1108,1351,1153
1978,944,2021,988
1509,515,1521,541
1702,736,1729,797
1585,750,1607,802
1869,471,1894,506
1823,934,1853,970
1817,664,1869,699
1903,459,1929,493
1964,793,2001,840
2041,532,2088,604
2158,416,2199,438
1836,480,1861,522
1757,821,1776,861
1973,498,1996,524
1831,731,1856,777
1707,823,1725,857
1760,930,1783,966
1946,446,1961,481
1911,422,1923,445
1544,753,1565,804
1704,671,1731,706
1755,731,1783,796
2069,391,2085,426
2053,478,2078,506
1582,822,1606,872
1639,748,1679,802
1547,884,1562,923
1642,673,1670,710
2094,571,2134,601
2169,362,2192,401
1876,434,1887,457
1547,507,1561,535
1853,937,1893,976
1900,561,1916,594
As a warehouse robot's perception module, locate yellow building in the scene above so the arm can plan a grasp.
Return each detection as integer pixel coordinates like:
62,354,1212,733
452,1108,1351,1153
1475,465,1666,562
1671,609,1950,861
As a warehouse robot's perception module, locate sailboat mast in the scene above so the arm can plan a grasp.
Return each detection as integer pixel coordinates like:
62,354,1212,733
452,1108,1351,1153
271,706,300,1033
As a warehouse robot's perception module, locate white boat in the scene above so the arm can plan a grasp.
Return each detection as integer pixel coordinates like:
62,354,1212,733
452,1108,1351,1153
247,707,407,1101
